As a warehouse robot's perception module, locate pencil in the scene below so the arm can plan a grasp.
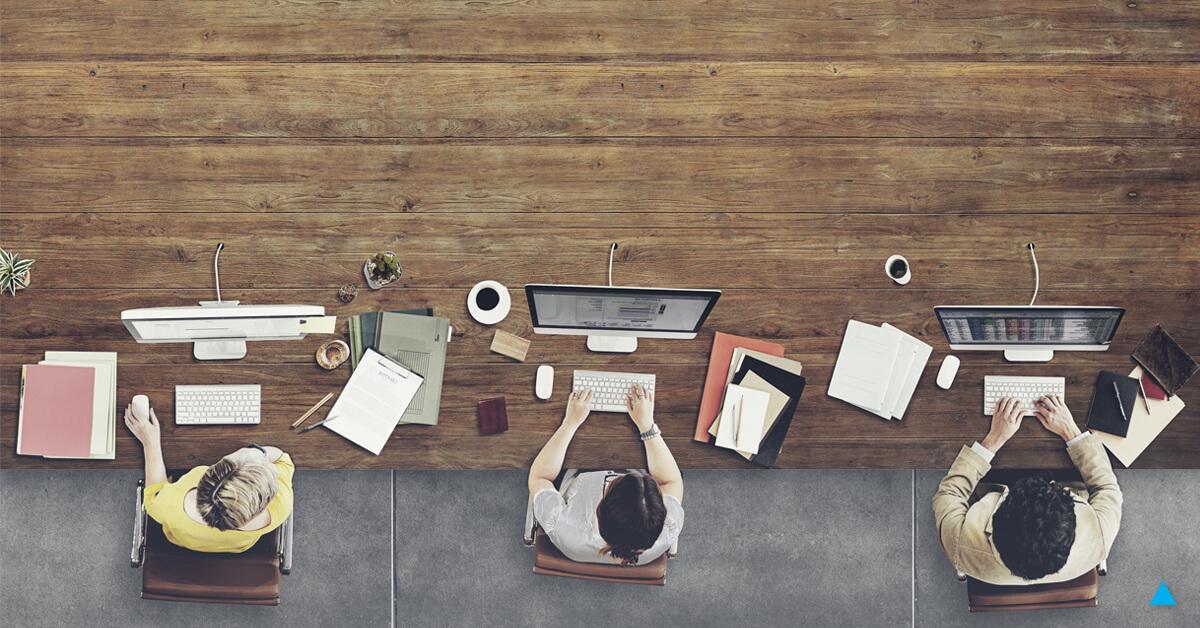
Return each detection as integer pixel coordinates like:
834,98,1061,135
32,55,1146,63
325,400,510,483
292,392,334,428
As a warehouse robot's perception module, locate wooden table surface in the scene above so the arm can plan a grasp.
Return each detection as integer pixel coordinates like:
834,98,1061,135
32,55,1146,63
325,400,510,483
2,1,1198,470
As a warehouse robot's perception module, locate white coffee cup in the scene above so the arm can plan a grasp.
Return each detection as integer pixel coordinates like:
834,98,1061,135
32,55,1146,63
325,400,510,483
885,255,911,285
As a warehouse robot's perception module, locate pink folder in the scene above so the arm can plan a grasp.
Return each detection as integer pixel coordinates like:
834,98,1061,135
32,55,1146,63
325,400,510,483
694,332,785,442
17,364,95,457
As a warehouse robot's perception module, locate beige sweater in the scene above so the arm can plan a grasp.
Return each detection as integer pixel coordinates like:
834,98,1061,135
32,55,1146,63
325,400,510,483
933,435,1122,585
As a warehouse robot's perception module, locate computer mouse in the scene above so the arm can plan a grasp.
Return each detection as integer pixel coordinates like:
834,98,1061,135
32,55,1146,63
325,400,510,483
936,356,960,390
131,395,150,420
535,365,554,400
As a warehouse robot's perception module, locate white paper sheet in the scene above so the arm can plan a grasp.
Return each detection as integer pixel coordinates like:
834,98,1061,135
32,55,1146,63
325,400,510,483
883,323,932,420
324,349,424,455
827,320,901,413
715,385,770,455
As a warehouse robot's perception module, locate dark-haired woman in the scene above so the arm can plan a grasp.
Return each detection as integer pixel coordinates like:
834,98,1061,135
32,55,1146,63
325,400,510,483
529,384,684,566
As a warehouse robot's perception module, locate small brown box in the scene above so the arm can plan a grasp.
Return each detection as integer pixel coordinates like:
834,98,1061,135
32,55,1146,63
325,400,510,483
490,330,531,362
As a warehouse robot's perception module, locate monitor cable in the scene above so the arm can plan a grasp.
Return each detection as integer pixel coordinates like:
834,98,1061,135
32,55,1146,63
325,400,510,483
1027,242,1039,307
608,242,618,287
214,242,225,303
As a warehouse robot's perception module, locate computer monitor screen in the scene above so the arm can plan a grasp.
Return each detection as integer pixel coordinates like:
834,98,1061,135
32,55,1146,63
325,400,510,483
935,306,1124,347
122,304,324,343
525,285,720,338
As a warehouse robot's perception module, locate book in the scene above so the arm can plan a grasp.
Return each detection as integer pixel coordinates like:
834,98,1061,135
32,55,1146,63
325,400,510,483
1085,370,1139,438
694,332,785,441
374,312,451,425
17,364,96,458
1131,324,1198,397
732,356,806,468
1096,367,1187,467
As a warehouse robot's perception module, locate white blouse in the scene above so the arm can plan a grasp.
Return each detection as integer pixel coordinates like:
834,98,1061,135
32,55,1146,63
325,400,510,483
534,471,683,565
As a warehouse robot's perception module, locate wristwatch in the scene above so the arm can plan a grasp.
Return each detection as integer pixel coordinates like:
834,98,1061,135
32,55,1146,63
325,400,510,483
247,443,267,456
639,424,661,441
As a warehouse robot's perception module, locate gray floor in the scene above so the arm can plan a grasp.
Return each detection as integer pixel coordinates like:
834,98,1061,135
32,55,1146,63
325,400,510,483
1,469,1195,627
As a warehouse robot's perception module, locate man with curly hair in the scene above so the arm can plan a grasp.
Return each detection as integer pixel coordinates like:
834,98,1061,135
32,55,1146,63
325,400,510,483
933,395,1123,584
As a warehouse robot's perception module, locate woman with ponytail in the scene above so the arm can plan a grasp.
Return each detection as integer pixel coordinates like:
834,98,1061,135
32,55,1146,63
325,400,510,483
528,384,684,566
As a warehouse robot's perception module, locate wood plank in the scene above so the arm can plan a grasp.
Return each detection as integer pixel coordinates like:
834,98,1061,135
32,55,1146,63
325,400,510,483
4,138,1197,215
4,1,1198,62
4,63,1197,138
1,289,1195,367
1,213,1196,290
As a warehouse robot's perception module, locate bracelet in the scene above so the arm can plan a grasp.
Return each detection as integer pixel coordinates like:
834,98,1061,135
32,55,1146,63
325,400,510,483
639,424,661,441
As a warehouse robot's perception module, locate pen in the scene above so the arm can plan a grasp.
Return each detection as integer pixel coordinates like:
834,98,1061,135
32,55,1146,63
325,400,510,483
1137,377,1152,414
300,414,340,433
733,397,743,447
1112,382,1127,422
292,392,335,428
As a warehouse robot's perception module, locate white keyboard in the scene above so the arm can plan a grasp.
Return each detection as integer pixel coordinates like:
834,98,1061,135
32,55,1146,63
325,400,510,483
175,385,262,425
572,370,656,413
983,376,1065,416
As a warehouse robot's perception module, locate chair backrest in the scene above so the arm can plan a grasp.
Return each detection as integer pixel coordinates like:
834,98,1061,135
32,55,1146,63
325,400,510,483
966,568,1099,612
141,518,283,605
533,529,667,586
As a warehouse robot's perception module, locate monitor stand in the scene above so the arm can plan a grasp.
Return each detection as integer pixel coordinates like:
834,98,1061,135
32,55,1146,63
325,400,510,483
587,336,638,353
1004,349,1054,362
194,340,248,361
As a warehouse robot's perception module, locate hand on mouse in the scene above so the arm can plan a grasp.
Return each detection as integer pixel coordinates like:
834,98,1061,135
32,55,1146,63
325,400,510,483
981,397,1024,453
124,404,161,448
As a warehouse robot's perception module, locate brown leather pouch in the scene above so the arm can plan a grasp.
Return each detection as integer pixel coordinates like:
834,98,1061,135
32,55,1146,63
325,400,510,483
478,396,508,434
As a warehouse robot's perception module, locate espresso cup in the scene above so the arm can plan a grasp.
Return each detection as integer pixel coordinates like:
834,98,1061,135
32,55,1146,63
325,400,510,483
885,255,911,285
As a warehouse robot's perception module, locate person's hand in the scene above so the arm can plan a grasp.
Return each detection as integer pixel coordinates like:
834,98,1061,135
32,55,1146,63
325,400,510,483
563,389,593,429
981,397,1024,452
1034,394,1082,442
626,383,655,432
124,404,161,448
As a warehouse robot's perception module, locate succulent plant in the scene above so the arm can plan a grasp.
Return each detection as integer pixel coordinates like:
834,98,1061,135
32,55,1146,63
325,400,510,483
370,252,400,280
0,248,34,296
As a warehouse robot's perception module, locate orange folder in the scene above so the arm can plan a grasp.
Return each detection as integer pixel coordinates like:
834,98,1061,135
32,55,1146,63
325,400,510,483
694,332,785,442
17,364,95,458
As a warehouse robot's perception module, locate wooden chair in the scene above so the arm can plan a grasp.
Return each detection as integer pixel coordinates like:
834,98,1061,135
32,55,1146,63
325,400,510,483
957,561,1107,612
523,469,677,586
131,479,293,605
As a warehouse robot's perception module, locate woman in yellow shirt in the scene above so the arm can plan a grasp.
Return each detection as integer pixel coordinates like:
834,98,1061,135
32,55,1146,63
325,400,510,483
125,402,294,553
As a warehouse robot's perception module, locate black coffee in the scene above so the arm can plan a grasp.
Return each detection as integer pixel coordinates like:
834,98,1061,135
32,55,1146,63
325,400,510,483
889,260,908,278
477,287,501,310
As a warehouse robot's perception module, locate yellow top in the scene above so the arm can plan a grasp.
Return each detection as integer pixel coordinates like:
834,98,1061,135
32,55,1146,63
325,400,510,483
144,453,295,553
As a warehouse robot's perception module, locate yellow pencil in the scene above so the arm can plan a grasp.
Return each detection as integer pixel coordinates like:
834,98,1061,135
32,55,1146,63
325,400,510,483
292,392,334,428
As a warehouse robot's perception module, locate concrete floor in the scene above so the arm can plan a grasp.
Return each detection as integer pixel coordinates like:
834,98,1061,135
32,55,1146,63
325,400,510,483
1,469,1196,627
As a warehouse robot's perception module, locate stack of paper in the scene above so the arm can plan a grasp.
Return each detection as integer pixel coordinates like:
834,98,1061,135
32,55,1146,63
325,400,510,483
827,320,931,420
703,345,807,468
18,351,117,459
1095,366,1187,467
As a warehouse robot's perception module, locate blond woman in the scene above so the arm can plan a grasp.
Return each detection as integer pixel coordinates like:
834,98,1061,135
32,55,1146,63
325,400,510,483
125,402,294,553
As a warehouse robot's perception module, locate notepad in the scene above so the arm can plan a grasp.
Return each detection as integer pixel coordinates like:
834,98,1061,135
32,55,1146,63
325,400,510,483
715,385,770,455
828,320,901,414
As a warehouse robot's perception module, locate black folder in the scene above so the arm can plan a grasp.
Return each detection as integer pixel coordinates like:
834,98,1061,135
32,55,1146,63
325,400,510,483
1085,370,1139,438
729,356,807,468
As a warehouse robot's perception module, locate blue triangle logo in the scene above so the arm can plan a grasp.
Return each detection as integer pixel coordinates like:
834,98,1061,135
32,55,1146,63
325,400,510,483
1150,582,1176,606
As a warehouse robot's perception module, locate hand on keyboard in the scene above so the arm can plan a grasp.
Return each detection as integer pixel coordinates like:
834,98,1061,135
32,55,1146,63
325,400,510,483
564,389,594,428
1032,395,1083,442
626,383,655,432
981,397,1026,452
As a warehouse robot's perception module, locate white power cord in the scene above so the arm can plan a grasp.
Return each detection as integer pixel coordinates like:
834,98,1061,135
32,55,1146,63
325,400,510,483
214,243,225,302
608,243,618,287
1027,243,1039,306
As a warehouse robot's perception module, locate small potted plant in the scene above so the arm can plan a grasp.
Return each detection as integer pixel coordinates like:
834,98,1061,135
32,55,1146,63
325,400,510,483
364,251,402,289
0,248,34,296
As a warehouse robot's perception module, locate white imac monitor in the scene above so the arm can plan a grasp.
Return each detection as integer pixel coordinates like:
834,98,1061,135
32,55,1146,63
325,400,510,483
934,305,1125,362
526,284,721,353
122,302,325,360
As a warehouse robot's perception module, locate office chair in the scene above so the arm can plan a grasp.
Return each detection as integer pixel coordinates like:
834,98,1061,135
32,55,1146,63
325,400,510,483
131,479,293,605
523,469,677,586
956,560,1108,612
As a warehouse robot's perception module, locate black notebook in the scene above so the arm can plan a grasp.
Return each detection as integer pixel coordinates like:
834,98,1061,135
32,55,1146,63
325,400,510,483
1085,370,1139,438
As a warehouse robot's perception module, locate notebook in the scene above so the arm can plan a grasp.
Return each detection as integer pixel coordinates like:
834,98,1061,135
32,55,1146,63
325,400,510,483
827,320,901,414
694,333,785,441
39,356,114,458
43,351,118,458
715,385,770,455
1085,370,1139,438
1095,367,1187,467
1131,324,1198,397
374,312,451,425
17,364,96,458
733,356,806,468
478,397,509,434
